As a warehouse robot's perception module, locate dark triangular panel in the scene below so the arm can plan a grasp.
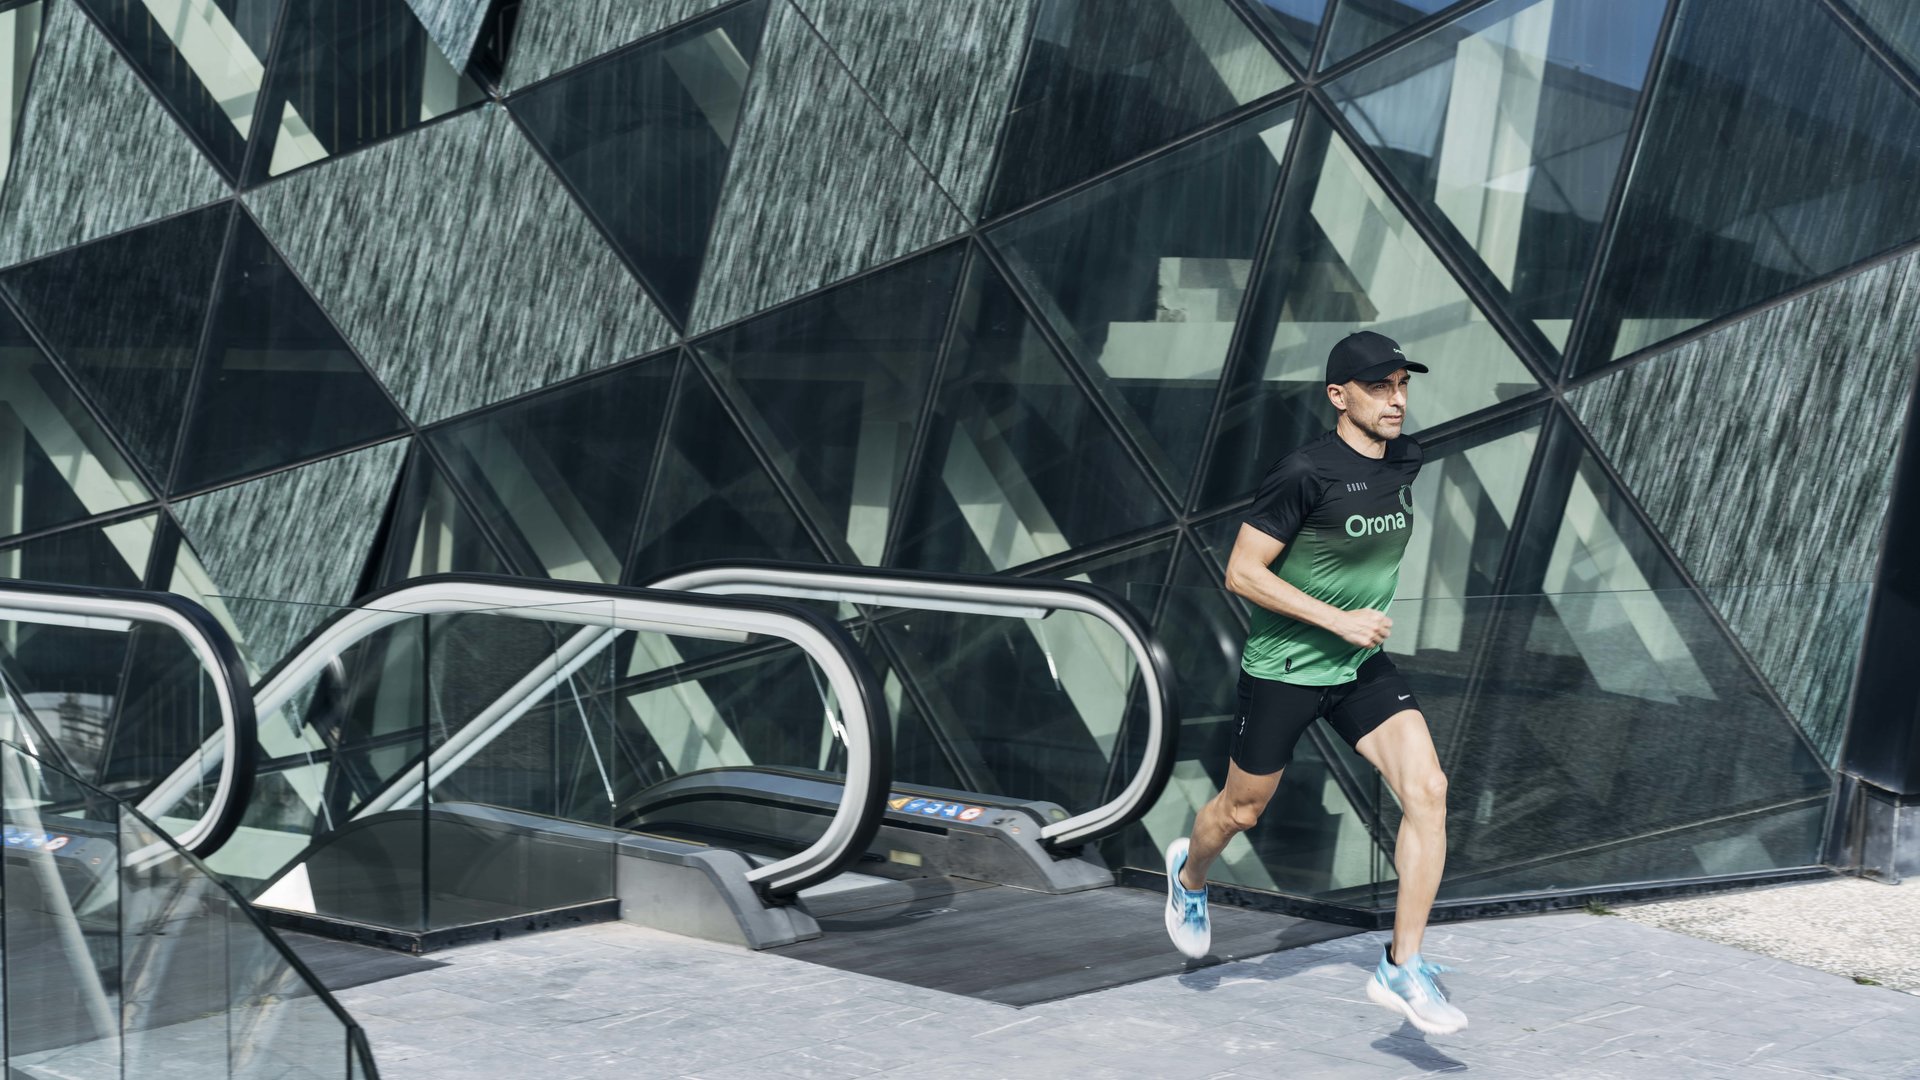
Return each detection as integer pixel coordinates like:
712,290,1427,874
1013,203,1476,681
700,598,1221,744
0,205,230,487
1242,0,1328,67
986,0,1291,217
1574,0,1920,369
990,101,1294,497
513,0,769,327
173,212,407,494
626,352,823,581
0,299,154,540
76,0,283,182
429,355,677,584
504,0,735,91
795,0,1035,220
375,442,510,586
697,244,965,566
1200,104,1538,509
890,251,1172,574
1327,0,1665,354
1319,0,1465,70
246,0,486,184
0,0,227,268
1569,250,1920,758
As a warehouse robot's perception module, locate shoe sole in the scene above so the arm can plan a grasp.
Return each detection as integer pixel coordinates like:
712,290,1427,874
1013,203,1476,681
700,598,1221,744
1366,976,1468,1036
1163,840,1208,959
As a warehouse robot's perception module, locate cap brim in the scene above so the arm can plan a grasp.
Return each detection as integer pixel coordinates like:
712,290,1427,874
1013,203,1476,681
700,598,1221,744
1347,359,1429,382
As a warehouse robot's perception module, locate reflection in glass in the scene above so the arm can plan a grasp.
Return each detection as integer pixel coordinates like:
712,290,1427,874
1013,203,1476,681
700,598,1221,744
1321,0,1458,69
376,444,508,585
431,355,676,583
1577,0,1920,367
77,0,280,181
247,0,485,183
628,356,823,580
0,205,229,487
699,246,963,566
987,0,1290,216
1844,0,1920,73
1243,0,1327,66
119,814,229,1076
0,305,154,540
1202,105,1540,509
174,213,407,492
513,0,767,326
891,254,1172,573
0,2,44,191
992,104,1292,494
1329,0,1664,350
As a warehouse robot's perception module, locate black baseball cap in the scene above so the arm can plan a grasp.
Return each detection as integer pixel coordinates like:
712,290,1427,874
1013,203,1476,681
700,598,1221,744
1326,331,1428,385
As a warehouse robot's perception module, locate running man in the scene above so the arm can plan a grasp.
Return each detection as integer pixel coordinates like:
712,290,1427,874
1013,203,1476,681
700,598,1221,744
1163,330,1465,1035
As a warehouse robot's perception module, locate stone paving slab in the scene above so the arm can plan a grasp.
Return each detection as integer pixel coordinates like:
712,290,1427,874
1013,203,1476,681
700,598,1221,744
336,910,1920,1079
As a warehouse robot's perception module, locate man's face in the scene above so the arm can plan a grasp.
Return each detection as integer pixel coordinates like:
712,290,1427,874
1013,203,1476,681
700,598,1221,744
1330,369,1411,440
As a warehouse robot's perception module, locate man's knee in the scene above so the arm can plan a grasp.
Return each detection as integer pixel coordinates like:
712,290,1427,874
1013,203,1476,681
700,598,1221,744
1224,797,1266,833
1404,768,1448,817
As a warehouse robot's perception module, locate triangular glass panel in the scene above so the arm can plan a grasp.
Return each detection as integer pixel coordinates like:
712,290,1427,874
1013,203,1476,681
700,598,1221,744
890,251,1173,574
374,442,510,586
513,0,768,327
1200,104,1540,509
1575,0,1920,370
697,244,964,566
1320,0,1466,70
0,204,229,487
626,352,823,581
173,213,407,494
985,0,1291,217
1842,0,1920,75
402,0,492,73
0,300,153,540
991,102,1294,498
1327,0,1665,353
1444,409,1829,887
246,0,486,185
1242,0,1328,67
0,512,157,588
429,355,677,584
76,0,282,182
504,0,736,92
0,1,45,192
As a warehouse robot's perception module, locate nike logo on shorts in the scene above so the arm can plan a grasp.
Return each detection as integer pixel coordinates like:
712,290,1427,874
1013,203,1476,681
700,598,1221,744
1397,694,1410,701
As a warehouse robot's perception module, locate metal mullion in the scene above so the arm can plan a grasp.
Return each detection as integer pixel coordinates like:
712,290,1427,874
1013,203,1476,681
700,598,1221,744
678,348,838,565
0,504,164,557
1309,89,1560,390
1221,0,1311,83
1312,0,1503,84
973,0,1056,225
618,348,692,579
1818,0,1920,108
500,0,762,100
879,241,976,567
234,0,292,187
161,202,243,497
502,98,687,334
860,617,988,796
67,0,244,189
1557,0,1683,380
969,240,1184,522
1182,94,1314,514
164,432,409,503
1002,524,1184,583
2,0,52,182
684,237,972,353
410,345,678,438
240,99,490,195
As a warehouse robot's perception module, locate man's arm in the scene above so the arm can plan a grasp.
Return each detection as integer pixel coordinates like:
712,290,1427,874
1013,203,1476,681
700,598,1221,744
1224,524,1392,649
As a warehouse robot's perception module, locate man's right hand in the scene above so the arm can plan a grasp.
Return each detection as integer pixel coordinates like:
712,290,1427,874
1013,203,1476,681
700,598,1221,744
1332,609,1392,648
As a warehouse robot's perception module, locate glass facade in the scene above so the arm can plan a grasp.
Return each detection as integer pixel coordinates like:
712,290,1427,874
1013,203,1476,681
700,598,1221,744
0,0,1910,924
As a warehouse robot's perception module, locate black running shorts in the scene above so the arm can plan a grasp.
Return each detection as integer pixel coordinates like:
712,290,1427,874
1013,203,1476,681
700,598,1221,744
1228,651,1420,775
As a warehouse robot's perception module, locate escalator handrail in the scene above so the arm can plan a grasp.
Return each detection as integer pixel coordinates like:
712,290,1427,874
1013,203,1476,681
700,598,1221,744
642,559,1179,849
147,574,890,899
0,581,256,857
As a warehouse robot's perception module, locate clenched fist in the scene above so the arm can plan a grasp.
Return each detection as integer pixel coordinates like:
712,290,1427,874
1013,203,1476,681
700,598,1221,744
1333,609,1392,648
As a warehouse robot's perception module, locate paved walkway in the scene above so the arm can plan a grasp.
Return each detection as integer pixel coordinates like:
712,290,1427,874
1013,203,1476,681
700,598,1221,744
338,905,1920,1079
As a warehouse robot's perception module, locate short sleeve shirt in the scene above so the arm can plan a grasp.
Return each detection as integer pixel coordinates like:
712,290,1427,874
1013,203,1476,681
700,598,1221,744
1241,431,1423,685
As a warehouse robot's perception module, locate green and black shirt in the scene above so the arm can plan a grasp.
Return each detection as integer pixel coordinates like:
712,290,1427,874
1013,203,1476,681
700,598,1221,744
1241,430,1422,686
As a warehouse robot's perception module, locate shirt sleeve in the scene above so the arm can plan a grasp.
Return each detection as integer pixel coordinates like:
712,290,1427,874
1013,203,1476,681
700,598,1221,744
1242,453,1320,545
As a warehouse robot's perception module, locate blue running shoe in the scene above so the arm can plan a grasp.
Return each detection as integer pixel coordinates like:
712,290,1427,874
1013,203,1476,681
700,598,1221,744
1366,944,1468,1035
1163,838,1210,958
